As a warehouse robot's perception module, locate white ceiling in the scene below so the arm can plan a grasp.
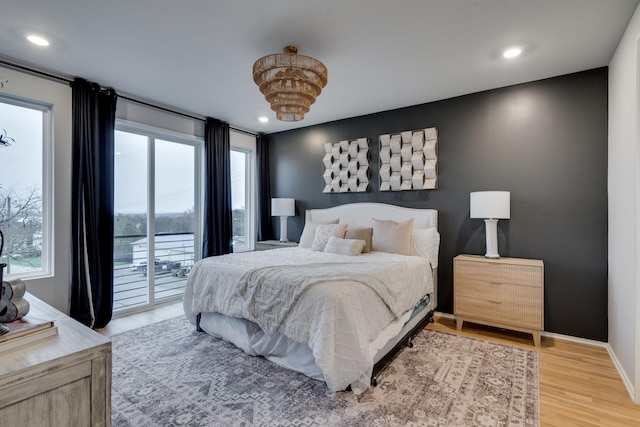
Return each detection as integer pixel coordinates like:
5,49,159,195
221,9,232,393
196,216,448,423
0,0,637,134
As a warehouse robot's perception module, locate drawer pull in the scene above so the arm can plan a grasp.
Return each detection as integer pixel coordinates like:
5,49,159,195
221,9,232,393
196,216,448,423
488,300,502,305
489,281,502,286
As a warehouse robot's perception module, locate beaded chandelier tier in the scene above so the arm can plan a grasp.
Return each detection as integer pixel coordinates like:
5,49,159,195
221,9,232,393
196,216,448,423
253,46,328,122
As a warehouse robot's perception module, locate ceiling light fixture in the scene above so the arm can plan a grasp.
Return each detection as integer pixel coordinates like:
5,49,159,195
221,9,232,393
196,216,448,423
253,46,328,122
503,47,522,59
258,116,269,123
27,34,50,47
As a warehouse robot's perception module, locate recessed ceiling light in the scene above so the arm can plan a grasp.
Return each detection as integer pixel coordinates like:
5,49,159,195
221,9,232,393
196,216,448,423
27,34,50,47
258,116,269,123
503,48,522,59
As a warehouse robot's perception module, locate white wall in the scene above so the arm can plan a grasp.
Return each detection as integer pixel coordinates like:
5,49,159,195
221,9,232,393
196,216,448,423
0,66,72,312
608,3,640,403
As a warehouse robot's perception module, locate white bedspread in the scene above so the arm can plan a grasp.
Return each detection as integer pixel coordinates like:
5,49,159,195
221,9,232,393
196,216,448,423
183,247,433,393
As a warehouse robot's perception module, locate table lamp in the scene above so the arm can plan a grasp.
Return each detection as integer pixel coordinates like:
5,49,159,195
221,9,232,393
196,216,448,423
271,198,295,243
470,191,510,259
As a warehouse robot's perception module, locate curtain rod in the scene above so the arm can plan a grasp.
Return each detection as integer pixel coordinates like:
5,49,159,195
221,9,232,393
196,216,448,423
0,58,256,136
0,58,72,84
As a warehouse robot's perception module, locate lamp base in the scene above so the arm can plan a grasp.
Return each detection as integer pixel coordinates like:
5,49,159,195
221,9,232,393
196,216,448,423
484,219,501,259
278,216,289,243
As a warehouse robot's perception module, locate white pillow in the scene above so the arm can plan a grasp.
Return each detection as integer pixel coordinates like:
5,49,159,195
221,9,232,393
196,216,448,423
411,228,440,268
371,218,414,255
324,236,366,256
310,224,348,251
299,219,339,248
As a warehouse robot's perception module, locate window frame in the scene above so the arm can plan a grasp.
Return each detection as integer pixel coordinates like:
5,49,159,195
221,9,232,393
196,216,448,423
0,93,54,280
113,119,203,315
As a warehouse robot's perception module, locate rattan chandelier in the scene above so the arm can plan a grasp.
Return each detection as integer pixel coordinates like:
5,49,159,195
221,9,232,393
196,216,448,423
253,46,328,122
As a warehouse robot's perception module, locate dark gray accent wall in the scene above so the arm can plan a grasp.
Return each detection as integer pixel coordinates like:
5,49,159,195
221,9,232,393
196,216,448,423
267,68,608,341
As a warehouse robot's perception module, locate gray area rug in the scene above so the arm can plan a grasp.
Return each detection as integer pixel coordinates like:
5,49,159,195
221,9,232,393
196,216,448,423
111,316,539,426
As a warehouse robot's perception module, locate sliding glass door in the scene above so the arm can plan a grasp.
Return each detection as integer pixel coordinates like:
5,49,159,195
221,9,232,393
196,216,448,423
113,124,201,314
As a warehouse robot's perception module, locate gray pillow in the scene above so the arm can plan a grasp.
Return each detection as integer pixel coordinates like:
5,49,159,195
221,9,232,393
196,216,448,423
345,227,373,253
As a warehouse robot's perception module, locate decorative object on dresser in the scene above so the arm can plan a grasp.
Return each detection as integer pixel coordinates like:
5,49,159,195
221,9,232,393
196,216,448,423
1,278,30,322
454,254,544,346
0,292,111,426
470,191,510,259
271,197,295,243
255,240,298,251
0,315,57,352
322,138,370,193
379,127,438,191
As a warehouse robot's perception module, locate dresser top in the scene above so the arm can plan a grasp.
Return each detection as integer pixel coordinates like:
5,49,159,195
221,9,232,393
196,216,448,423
454,254,544,267
0,292,111,378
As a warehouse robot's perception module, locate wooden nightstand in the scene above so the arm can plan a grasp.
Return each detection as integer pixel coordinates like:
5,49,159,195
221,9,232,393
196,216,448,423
255,240,298,251
454,254,544,346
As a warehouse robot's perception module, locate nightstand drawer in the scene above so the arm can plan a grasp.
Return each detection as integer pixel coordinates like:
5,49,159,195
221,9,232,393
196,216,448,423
455,260,542,288
455,278,542,307
456,296,543,329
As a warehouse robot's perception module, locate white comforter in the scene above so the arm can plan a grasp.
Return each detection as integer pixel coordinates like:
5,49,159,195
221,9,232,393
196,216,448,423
183,247,433,393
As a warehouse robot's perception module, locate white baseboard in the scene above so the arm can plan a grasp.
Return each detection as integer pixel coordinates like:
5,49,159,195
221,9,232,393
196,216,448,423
606,344,636,402
434,311,637,402
540,330,608,347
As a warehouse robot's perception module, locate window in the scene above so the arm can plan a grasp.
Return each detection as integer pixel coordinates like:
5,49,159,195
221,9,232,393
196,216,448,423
0,95,52,279
231,149,249,251
113,122,202,313
230,131,256,252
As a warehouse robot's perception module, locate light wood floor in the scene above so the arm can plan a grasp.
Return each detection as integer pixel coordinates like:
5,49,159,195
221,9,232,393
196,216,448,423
100,304,640,426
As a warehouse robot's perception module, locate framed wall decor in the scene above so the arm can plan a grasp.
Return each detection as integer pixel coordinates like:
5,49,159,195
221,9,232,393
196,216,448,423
322,138,370,193
379,127,438,191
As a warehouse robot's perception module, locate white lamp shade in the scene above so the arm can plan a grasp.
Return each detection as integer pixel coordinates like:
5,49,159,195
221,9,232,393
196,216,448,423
470,191,510,219
271,198,295,217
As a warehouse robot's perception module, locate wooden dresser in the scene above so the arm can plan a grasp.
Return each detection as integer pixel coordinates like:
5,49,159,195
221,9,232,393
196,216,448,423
0,293,111,426
454,254,544,346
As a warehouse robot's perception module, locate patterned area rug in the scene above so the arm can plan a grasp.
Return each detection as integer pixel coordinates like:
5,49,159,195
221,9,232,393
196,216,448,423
111,317,539,426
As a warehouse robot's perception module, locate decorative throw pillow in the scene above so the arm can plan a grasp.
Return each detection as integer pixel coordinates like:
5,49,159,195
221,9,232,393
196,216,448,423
324,236,366,256
410,228,440,268
310,224,348,251
299,219,339,248
344,227,373,253
371,218,414,255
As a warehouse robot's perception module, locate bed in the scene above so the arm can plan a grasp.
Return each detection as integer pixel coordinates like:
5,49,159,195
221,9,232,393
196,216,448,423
183,202,439,394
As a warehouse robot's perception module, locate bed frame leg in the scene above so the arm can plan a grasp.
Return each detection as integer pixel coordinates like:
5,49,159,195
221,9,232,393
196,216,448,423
196,313,203,332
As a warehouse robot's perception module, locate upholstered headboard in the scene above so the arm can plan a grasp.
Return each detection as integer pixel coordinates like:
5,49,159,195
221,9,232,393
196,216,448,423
305,202,437,230
305,202,439,311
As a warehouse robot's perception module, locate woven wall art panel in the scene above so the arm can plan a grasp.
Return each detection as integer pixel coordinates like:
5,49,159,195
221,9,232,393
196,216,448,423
322,138,370,193
379,127,438,191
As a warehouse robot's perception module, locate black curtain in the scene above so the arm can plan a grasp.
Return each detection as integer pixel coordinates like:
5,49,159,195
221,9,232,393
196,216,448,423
256,133,274,241
69,78,117,329
202,118,233,257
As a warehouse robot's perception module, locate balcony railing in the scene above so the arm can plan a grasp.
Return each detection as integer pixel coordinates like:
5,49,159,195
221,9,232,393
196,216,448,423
113,232,194,312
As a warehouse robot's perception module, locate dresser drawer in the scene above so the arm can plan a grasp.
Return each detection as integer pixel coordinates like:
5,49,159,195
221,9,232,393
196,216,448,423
456,296,543,329
455,278,542,307
455,260,542,288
